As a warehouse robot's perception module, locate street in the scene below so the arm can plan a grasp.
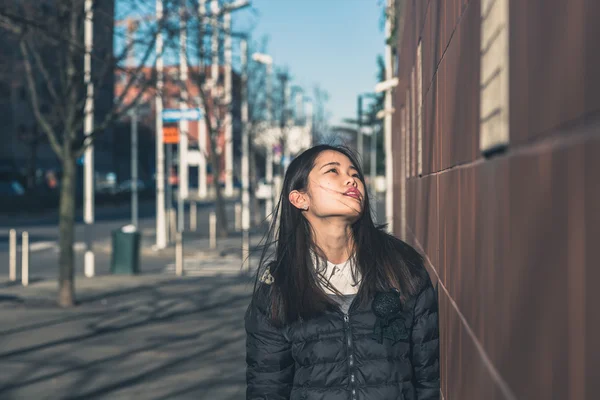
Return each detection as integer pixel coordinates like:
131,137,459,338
0,199,240,280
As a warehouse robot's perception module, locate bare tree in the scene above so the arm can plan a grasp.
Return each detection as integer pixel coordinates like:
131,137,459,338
0,0,177,306
180,0,249,238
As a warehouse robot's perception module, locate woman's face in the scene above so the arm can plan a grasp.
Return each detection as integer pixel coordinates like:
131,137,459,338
301,150,365,220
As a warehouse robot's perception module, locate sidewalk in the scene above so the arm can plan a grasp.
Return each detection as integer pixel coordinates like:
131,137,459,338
0,271,255,399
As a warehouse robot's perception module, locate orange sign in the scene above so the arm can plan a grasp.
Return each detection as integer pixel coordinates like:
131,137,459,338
163,125,179,144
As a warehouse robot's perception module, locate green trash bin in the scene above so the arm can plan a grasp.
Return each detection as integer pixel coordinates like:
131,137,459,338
110,225,141,274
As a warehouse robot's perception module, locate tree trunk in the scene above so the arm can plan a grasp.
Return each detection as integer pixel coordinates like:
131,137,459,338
58,151,76,307
208,142,229,238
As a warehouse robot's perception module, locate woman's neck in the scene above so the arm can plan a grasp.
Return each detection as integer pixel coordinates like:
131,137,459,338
310,219,354,264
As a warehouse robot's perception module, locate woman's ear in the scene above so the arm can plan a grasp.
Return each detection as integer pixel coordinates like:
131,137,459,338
289,190,309,211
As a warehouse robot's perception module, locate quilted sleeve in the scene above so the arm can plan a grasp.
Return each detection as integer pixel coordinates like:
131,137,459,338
245,303,294,399
410,283,440,400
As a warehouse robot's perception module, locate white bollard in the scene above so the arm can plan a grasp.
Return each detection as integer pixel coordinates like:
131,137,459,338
209,211,217,249
21,231,29,287
9,229,17,281
169,209,177,244
190,201,197,232
235,202,242,232
175,232,183,276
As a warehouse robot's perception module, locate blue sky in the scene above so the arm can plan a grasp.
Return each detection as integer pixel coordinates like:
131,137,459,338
115,0,386,127
233,0,386,126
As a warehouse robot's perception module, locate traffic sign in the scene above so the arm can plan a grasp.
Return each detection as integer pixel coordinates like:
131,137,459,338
162,108,202,122
163,125,179,144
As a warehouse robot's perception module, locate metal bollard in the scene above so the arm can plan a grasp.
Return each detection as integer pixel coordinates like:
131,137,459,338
9,229,17,281
235,202,242,232
190,201,197,232
175,232,183,276
21,232,29,287
209,211,217,249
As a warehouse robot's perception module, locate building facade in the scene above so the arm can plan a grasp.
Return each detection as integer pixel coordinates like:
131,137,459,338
393,0,599,398
0,0,115,185
114,65,242,185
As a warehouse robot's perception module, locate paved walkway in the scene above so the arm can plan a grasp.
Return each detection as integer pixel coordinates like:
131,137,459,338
0,273,256,399
0,226,270,399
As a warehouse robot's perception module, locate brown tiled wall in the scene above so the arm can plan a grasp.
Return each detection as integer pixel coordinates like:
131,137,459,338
393,0,600,398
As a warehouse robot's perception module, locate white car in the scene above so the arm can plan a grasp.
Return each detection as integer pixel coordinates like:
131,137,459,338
255,179,272,200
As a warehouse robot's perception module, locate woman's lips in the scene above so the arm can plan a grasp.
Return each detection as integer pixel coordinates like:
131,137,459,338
344,189,361,200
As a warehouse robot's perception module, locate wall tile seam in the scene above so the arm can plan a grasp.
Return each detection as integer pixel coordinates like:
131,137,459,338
417,0,434,45
510,108,600,153
405,224,519,400
419,0,473,103
407,157,487,180
401,103,600,179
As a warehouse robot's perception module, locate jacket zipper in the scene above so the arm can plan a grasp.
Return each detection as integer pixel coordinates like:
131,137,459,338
343,311,358,400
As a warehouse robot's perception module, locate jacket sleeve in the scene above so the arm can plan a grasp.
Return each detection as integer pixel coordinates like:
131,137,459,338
245,303,294,399
410,283,440,400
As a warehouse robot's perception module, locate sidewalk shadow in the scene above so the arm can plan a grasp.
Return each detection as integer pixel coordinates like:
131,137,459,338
0,275,253,399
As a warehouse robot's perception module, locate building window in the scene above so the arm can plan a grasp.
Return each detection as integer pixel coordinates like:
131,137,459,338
480,0,510,155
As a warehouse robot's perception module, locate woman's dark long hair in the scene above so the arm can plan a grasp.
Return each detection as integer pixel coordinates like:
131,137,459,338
251,145,428,326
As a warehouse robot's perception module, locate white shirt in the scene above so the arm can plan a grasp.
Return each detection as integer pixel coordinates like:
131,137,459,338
318,257,361,295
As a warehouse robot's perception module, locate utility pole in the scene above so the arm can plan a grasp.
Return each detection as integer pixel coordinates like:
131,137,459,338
210,0,219,194
178,3,189,233
83,0,95,277
278,72,290,173
252,52,273,220
305,99,313,147
357,95,363,159
155,0,167,249
130,109,139,228
384,0,395,233
370,123,378,221
240,37,250,268
295,87,303,124
266,62,274,221
224,11,234,197
197,0,207,199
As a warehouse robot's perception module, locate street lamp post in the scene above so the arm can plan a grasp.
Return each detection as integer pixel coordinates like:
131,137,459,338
178,4,189,233
357,95,363,158
155,0,167,249
83,0,95,277
130,109,139,228
252,52,274,220
240,37,250,268
208,0,249,199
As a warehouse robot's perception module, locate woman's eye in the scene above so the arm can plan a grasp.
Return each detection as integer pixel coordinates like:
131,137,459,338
327,168,338,174
352,174,360,178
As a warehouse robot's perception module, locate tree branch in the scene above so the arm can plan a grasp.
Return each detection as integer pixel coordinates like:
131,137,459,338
29,41,64,119
19,40,63,160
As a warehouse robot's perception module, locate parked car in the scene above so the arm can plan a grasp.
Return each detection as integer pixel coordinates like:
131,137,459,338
118,179,146,193
0,180,25,197
255,179,272,200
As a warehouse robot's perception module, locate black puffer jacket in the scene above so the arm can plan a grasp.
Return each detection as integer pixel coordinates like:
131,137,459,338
245,282,439,400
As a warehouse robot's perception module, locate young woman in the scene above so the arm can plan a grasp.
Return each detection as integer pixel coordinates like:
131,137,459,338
246,145,439,400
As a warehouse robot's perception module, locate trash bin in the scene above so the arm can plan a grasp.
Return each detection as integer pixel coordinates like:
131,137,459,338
110,225,141,275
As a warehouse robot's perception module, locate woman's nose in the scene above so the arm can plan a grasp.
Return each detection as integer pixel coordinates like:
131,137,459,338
345,175,357,186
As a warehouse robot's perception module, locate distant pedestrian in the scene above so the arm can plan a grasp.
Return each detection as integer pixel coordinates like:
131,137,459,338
245,145,440,400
